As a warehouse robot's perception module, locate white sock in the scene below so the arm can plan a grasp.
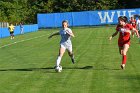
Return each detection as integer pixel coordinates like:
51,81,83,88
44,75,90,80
122,64,125,67
56,56,61,66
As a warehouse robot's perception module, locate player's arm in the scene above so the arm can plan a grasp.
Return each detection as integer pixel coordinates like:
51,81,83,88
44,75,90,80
132,28,140,38
109,30,118,40
48,31,60,39
65,30,75,37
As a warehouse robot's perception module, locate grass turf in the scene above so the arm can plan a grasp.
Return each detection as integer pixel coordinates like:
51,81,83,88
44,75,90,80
0,26,140,93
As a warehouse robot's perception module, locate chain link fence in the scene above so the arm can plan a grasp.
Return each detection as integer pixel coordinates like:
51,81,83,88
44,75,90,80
0,22,9,28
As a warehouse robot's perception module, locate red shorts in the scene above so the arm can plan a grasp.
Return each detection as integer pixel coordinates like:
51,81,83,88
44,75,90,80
118,40,130,47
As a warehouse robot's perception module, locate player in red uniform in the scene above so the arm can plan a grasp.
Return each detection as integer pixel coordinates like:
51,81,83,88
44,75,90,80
129,16,137,38
109,16,140,69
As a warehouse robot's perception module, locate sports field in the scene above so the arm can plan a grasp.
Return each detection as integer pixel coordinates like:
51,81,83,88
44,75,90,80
0,26,140,93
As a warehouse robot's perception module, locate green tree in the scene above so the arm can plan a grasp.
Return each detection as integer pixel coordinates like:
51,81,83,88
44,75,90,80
1,0,137,24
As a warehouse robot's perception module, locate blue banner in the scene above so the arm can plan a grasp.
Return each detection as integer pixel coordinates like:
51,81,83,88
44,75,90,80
0,24,38,38
37,8,140,28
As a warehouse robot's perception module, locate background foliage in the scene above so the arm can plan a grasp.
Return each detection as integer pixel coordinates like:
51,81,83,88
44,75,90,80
0,0,140,24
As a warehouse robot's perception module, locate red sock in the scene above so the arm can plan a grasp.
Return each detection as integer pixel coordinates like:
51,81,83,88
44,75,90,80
122,55,127,64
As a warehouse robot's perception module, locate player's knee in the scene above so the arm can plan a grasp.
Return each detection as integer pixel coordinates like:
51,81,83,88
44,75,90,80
58,53,64,57
122,51,126,56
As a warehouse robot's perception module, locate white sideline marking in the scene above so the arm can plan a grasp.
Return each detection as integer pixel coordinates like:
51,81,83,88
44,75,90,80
0,34,47,49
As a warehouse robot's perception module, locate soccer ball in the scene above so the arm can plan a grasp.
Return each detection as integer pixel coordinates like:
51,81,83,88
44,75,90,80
55,65,62,72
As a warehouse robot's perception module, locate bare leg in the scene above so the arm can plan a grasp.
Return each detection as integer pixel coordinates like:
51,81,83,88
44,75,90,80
119,47,123,55
56,47,65,66
132,31,135,38
121,44,129,69
12,33,14,39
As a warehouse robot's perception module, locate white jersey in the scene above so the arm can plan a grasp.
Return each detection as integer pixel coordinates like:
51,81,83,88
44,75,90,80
137,19,140,30
59,28,72,45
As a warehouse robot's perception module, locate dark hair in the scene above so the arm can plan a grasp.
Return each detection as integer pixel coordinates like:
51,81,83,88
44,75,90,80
118,16,128,23
62,20,69,24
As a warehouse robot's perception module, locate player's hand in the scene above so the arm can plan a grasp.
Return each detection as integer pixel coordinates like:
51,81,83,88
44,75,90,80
109,36,112,40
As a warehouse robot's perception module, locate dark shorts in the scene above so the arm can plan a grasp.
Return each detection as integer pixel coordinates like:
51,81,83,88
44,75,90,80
10,31,14,34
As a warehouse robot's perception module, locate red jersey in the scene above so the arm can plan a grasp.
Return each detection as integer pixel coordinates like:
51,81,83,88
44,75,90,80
130,19,136,28
116,24,133,47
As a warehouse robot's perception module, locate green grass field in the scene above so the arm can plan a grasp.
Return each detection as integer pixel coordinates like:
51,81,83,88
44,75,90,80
0,26,140,93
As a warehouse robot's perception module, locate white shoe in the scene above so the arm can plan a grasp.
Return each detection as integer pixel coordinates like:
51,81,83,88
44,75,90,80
121,64,125,70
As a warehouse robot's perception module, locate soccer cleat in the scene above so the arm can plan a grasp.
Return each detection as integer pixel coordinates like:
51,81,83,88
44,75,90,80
121,64,125,70
71,58,75,64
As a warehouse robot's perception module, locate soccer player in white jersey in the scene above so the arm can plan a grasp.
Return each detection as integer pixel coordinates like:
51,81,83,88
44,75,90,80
48,20,75,68
137,16,140,43
137,17,140,34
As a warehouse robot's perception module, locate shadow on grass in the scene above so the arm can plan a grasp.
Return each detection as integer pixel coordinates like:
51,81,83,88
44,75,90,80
0,66,93,72
0,66,120,72
95,67,121,70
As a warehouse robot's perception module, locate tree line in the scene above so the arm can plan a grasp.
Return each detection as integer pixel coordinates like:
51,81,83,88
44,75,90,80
0,0,140,24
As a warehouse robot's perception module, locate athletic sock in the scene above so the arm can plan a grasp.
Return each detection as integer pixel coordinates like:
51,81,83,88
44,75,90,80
70,54,75,64
122,55,127,65
71,54,74,59
56,56,61,66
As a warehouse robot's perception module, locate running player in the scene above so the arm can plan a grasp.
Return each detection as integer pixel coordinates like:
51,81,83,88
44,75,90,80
8,23,15,39
129,16,137,38
136,16,140,43
48,20,75,68
136,16,140,34
109,16,140,69
20,22,24,34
